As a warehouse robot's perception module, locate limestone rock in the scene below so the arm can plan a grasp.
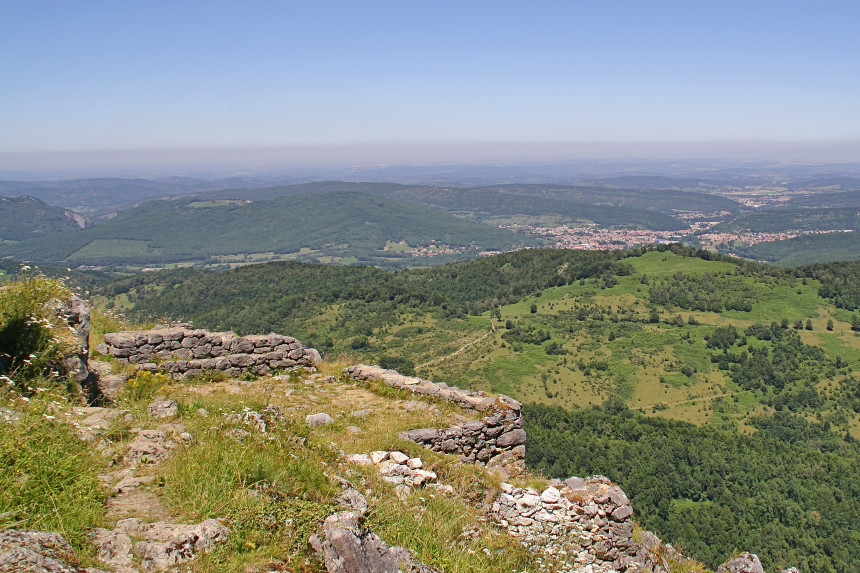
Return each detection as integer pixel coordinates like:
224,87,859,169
717,553,765,573
123,431,174,467
311,512,439,573
337,489,369,516
129,519,228,570
147,400,178,419
306,413,334,426
0,529,106,573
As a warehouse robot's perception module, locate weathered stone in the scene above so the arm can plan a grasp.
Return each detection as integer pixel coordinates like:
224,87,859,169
564,476,586,491
123,430,174,467
311,512,439,573
129,519,228,570
230,338,254,353
540,486,561,504
336,489,369,516
306,413,334,426
90,528,134,567
148,400,178,418
716,553,765,573
497,429,527,447
0,529,104,573
611,505,633,521
227,353,256,367
346,454,373,465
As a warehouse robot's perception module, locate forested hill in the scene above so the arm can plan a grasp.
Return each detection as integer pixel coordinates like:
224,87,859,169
476,183,741,213
734,231,860,267
0,195,88,241
193,181,694,227
0,191,537,269
707,208,860,233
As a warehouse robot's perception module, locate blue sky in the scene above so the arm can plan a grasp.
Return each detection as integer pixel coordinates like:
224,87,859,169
2,1,859,163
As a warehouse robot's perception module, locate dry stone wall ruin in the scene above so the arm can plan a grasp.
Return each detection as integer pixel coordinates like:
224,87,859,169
98,327,321,378
344,364,526,476
491,476,652,572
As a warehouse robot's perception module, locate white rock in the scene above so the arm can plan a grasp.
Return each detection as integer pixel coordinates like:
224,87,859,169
540,486,561,504
534,509,561,523
394,484,411,500
426,483,455,495
346,453,373,465
305,412,334,426
500,482,514,494
370,450,389,464
413,469,437,481
406,457,423,469
520,493,542,507
389,451,409,464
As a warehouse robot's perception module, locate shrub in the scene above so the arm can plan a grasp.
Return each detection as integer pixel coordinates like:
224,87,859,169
121,371,171,402
0,272,74,389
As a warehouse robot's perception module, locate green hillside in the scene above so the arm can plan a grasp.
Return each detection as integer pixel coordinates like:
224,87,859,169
710,207,860,233
735,231,860,266
0,191,536,269
92,245,860,570
96,245,860,435
479,183,741,214
197,181,692,229
0,195,87,241
784,189,860,209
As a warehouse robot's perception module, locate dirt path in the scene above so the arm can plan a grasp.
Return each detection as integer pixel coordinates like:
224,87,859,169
417,323,496,369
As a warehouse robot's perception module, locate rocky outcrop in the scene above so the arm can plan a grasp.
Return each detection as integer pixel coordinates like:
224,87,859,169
309,512,439,573
54,295,91,384
716,553,765,573
91,518,228,571
344,364,525,476
99,327,321,378
0,529,106,573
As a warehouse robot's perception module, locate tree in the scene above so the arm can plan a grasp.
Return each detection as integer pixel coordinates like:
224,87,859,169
530,303,538,314
827,318,834,331
853,314,860,332
806,319,813,331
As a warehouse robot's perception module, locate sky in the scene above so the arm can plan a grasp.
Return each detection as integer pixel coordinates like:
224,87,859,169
2,1,859,171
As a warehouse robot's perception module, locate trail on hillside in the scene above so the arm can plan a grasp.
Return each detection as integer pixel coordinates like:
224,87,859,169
417,323,496,369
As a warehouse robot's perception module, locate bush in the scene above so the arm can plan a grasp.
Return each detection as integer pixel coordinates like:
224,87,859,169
377,355,416,376
0,272,74,389
121,371,171,402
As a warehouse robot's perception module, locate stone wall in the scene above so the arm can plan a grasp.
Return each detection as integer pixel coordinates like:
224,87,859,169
343,364,525,476
491,476,644,572
98,327,321,378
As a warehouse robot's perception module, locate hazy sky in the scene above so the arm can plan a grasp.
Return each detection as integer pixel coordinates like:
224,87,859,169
2,1,859,167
